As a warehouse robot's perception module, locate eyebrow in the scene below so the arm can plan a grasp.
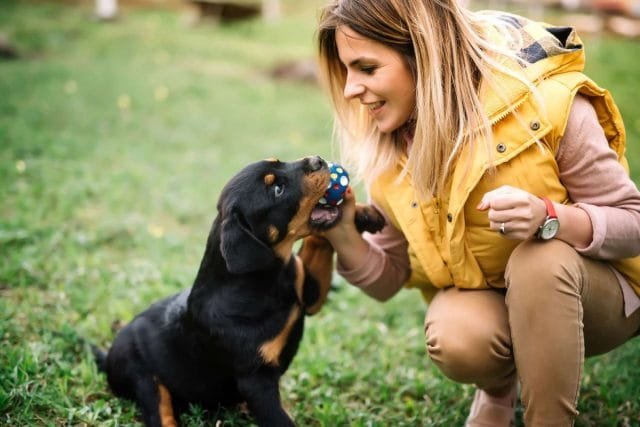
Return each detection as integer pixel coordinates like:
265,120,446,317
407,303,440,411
347,57,376,67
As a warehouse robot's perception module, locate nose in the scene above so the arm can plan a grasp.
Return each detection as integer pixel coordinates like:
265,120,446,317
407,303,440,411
343,73,364,100
305,156,327,172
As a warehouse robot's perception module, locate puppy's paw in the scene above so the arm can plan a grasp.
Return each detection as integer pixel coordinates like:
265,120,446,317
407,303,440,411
354,204,386,234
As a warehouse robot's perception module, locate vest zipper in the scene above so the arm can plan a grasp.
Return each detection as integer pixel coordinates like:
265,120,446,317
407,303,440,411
490,95,528,127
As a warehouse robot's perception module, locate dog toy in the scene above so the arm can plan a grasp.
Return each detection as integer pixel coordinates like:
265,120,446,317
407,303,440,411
317,162,349,207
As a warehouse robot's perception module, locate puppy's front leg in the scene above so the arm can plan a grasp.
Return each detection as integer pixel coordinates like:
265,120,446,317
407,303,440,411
236,374,295,427
299,204,386,315
297,235,334,315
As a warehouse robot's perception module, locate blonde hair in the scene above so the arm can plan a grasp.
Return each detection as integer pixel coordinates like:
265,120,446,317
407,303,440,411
317,0,537,199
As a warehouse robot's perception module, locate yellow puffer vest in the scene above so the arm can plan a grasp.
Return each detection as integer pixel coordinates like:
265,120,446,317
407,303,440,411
370,19,640,302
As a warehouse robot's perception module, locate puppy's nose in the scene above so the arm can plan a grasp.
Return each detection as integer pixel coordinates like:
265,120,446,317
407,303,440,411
305,156,326,172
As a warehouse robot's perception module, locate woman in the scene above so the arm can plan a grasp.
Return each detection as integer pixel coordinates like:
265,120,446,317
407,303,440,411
316,0,640,425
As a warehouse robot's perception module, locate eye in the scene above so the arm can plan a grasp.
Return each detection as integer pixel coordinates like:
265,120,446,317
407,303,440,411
360,65,377,75
274,184,285,198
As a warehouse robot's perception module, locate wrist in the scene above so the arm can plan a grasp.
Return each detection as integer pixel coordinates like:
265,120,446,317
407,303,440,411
553,203,593,249
327,225,371,272
325,222,362,249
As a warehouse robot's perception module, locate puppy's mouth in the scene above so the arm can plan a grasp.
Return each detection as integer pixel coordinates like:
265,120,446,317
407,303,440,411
309,205,342,230
300,156,340,230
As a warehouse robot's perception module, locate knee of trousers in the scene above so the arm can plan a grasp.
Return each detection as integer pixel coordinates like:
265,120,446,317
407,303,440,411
505,239,584,306
425,313,513,385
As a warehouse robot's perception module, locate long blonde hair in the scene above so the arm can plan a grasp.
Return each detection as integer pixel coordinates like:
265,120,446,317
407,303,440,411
317,0,534,199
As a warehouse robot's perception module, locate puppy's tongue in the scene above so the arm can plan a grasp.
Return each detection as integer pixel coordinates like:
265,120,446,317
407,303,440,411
311,207,332,221
310,205,340,228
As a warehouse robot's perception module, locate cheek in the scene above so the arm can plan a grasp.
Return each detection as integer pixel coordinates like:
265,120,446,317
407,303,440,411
398,82,415,116
384,67,414,108
399,73,415,102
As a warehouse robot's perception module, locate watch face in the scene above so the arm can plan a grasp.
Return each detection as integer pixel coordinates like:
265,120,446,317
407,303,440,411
540,218,560,240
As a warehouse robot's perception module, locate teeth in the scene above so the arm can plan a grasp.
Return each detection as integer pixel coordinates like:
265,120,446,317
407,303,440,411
368,101,384,110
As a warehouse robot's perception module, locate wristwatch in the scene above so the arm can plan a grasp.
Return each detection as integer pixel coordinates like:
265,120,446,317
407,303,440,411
536,197,559,240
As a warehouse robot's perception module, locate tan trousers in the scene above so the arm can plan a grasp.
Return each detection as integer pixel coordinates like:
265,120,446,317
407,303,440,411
424,240,640,426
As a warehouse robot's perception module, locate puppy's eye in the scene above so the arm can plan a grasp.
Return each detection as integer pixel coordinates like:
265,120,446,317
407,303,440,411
274,184,285,198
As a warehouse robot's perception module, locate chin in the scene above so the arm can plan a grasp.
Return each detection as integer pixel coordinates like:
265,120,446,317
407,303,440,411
375,122,394,134
375,117,406,135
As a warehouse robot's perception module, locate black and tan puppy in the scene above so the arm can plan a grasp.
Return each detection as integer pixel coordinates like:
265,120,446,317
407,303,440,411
94,156,385,427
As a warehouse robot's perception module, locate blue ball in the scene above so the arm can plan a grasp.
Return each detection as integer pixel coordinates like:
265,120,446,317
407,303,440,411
318,162,349,207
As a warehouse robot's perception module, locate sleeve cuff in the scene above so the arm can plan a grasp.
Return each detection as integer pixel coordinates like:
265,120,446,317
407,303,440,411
572,202,606,257
336,243,386,288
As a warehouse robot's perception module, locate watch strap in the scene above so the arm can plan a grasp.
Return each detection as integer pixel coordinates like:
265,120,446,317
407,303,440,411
540,197,557,219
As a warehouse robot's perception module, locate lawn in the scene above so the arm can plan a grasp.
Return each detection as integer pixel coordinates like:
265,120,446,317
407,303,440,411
1,1,639,425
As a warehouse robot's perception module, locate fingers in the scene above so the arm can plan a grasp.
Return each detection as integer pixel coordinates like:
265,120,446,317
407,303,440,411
489,219,515,238
477,186,546,240
321,186,357,241
342,186,355,204
477,185,520,211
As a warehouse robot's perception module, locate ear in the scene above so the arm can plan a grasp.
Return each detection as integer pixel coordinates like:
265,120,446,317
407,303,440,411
220,211,275,274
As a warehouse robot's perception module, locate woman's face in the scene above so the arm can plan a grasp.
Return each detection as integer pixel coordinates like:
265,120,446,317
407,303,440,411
335,25,416,134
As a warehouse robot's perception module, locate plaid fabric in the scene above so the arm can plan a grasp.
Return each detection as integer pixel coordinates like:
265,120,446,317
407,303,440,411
496,13,582,65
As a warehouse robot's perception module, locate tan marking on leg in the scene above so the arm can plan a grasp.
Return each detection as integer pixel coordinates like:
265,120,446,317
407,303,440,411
294,255,305,303
259,305,301,366
299,235,334,315
157,383,178,427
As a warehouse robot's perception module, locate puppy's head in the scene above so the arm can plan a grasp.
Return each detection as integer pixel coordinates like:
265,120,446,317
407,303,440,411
217,156,330,274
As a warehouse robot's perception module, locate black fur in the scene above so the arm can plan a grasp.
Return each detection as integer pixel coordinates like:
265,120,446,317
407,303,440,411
95,156,385,426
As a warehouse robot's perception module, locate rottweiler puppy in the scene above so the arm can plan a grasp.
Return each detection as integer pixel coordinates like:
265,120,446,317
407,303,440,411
94,156,385,427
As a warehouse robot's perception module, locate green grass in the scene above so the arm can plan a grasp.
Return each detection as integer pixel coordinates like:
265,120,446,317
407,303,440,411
1,1,639,425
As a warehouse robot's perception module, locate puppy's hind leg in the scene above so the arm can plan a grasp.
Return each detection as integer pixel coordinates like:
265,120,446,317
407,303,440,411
133,376,179,427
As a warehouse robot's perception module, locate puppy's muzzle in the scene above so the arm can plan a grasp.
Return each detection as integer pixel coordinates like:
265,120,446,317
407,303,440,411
303,155,327,174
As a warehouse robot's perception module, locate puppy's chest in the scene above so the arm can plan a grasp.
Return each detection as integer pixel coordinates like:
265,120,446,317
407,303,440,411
194,265,306,367
252,315,300,375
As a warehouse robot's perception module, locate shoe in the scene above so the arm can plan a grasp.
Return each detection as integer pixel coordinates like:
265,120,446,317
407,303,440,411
465,383,517,427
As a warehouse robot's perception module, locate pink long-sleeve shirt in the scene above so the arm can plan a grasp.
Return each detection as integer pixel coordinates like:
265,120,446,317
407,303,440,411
338,95,640,316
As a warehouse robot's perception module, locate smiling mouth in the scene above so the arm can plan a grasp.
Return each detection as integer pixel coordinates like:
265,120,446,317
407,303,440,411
367,101,385,112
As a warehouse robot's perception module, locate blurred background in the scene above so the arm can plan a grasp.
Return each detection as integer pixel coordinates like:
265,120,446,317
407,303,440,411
1,0,639,425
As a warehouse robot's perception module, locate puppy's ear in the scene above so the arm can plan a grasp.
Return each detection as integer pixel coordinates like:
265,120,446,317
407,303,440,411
220,211,275,274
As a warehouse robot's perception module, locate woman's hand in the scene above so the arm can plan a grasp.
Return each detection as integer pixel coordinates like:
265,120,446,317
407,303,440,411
476,185,547,240
321,186,358,244
320,187,372,269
